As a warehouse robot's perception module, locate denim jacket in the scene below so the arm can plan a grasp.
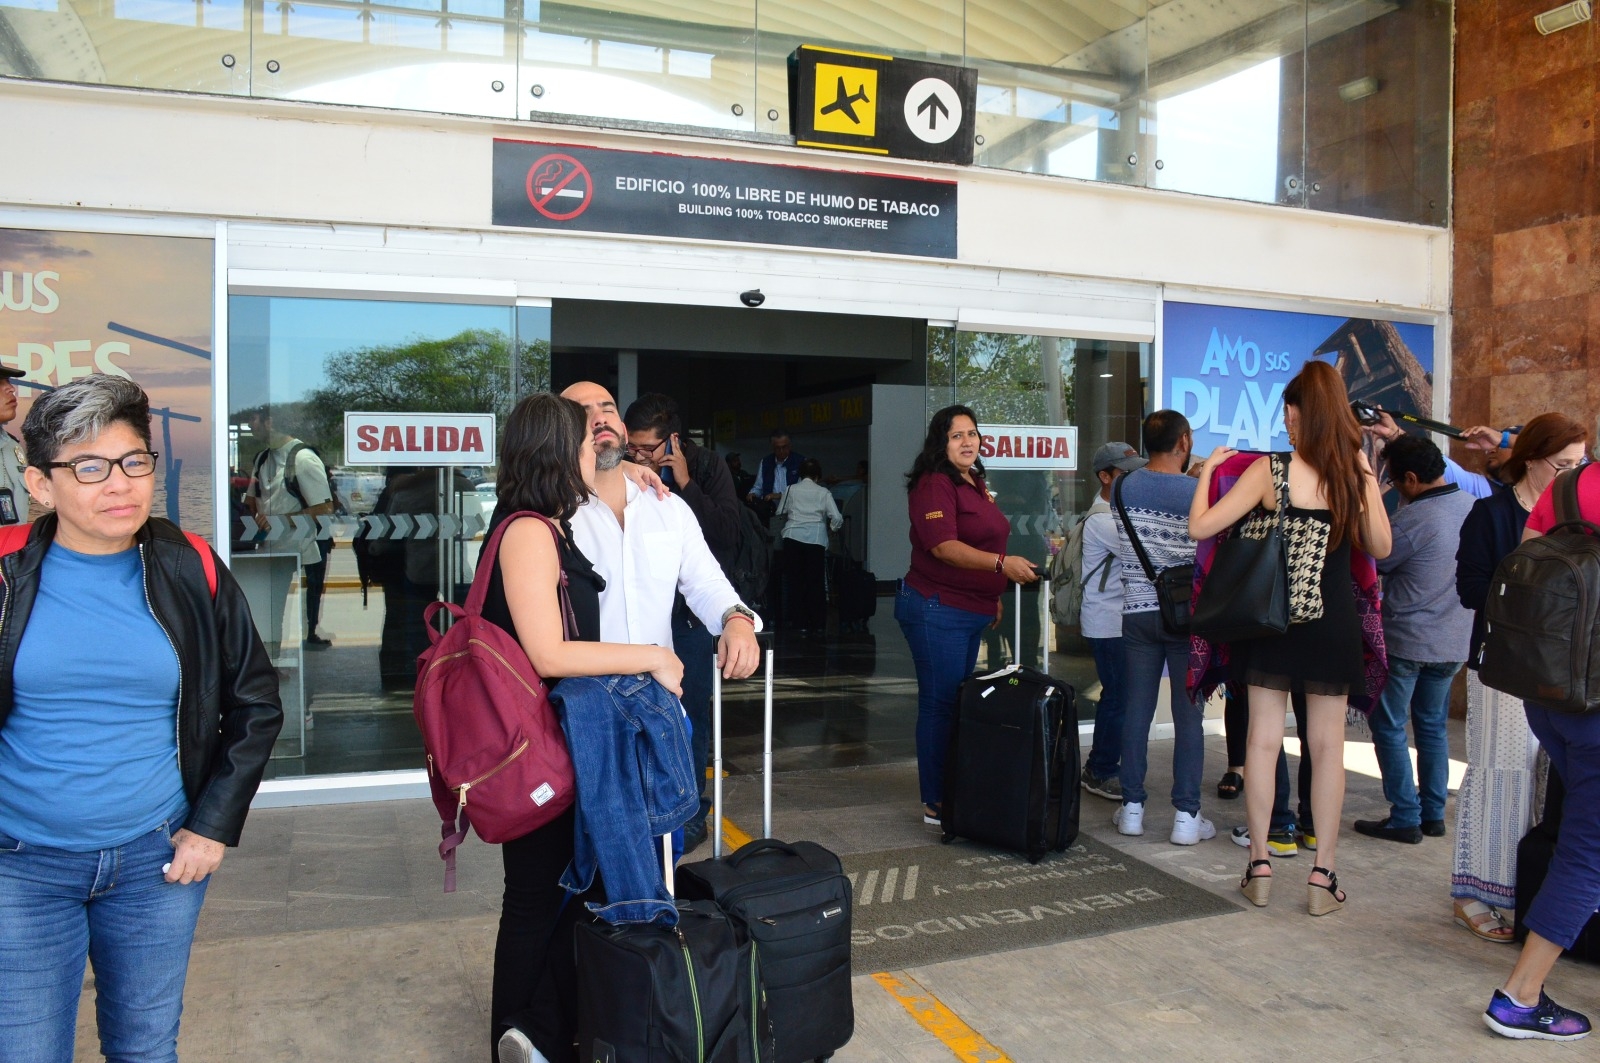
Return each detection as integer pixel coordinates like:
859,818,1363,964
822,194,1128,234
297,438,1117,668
551,673,698,925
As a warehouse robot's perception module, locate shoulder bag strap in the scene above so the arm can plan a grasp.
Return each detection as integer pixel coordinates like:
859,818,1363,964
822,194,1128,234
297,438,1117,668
1271,453,1292,529
1555,465,1583,526
1114,474,1159,582
463,511,578,639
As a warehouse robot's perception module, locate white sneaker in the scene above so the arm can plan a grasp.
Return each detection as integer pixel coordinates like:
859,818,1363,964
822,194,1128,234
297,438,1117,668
1113,801,1145,836
498,1028,550,1063
1171,810,1216,845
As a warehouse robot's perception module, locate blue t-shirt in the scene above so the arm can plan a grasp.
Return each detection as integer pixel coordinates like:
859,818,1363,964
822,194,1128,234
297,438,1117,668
0,543,185,850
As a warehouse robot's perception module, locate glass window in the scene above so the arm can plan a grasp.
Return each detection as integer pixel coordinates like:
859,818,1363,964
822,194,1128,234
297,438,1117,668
521,0,755,130
1,0,249,94
927,327,1147,715
1302,0,1451,226
968,1,1146,183
1146,1,1305,206
228,295,541,775
1,227,216,536
252,0,520,120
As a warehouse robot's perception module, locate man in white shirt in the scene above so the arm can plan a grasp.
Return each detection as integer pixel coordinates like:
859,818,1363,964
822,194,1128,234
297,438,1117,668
244,408,336,653
1079,441,1146,802
560,380,762,692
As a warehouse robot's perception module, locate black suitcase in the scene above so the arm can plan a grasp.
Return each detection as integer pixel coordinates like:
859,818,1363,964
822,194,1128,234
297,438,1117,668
942,584,1080,864
575,895,771,1063
678,649,855,1063
1514,769,1600,962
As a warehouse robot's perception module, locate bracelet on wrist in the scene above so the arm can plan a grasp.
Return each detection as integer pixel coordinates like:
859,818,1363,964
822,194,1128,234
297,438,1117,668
725,613,754,626
995,553,1005,574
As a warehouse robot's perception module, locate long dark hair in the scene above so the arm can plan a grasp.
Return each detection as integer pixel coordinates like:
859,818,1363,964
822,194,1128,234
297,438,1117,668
1500,412,1588,485
496,393,589,522
905,404,981,492
1284,360,1366,549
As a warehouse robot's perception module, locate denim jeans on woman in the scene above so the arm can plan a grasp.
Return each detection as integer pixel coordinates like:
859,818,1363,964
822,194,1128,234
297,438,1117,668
0,820,209,1063
1520,703,1600,949
552,673,698,926
1118,610,1205,814
895,581,994,809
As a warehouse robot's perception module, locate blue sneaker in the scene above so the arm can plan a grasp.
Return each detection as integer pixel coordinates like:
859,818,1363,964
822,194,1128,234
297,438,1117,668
1484,989,1591,1041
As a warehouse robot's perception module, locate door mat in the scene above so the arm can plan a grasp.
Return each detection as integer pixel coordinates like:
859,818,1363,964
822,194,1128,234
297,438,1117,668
841,834,1240,971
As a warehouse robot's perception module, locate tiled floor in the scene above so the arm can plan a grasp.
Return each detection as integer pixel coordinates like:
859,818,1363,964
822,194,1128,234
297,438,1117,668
75,707,1593,1061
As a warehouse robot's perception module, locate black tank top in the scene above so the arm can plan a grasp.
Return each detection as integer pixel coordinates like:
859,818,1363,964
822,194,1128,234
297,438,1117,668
480,506,604,645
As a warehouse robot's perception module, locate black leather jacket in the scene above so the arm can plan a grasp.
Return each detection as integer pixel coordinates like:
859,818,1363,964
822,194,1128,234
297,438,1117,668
0,516,283,846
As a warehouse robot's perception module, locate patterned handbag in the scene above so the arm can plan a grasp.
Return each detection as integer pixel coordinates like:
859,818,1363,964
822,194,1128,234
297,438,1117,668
1241,454,1330,624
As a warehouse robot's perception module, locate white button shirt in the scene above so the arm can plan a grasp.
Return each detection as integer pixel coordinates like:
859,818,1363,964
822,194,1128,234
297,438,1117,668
568,479,763,646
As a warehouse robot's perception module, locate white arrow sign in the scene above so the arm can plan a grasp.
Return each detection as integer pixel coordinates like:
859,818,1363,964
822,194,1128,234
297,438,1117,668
904,77,962,145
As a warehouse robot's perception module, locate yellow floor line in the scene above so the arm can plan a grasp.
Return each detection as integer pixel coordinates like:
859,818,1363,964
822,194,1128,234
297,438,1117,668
720,815,753,850
872,971,1013,1063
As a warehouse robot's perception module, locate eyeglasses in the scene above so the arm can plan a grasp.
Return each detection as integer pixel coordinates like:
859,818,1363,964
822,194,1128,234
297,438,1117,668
625,438,667,458
40,450,159,484
1544,457,1591,473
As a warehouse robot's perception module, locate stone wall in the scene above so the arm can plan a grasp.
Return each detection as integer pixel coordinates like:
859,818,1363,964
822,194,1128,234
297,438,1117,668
1451,1,1598,451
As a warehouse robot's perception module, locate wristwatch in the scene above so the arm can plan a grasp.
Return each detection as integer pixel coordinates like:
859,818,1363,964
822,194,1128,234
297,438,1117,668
721,603,758,627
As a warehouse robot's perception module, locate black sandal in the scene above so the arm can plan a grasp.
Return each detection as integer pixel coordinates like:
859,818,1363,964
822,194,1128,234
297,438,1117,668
1240,859,1272,907
1216,771,1244,800
1307,865,1345,916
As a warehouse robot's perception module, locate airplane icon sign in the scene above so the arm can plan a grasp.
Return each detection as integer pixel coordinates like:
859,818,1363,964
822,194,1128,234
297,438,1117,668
820,76,870,124
813,63,878,137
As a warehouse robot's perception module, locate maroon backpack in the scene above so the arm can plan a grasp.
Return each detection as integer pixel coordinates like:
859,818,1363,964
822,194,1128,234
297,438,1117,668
414,511,577,891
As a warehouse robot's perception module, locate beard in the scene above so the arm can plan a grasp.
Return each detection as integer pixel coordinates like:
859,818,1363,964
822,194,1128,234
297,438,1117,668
595,440,625,471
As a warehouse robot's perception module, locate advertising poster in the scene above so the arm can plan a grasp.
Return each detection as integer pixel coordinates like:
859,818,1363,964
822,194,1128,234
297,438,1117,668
1163,301,1436,455
0,229,214,535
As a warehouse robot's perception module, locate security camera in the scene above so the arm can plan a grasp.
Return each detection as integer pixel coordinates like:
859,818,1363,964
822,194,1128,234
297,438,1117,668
739,289,766,308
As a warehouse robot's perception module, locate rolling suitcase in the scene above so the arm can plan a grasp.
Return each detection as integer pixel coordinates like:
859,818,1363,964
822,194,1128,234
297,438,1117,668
941,580,1080,864
678,649,855,1063
575,836,772,1063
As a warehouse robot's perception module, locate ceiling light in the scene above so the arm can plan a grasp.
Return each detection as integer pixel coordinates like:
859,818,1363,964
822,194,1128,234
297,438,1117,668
1337,76,1380,103
1535,1,1592,34
1099,373,1114,378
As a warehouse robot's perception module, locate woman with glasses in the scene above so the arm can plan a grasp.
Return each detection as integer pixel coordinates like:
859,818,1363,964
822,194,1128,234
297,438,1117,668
0,375,283,1063
1453,412,1588,948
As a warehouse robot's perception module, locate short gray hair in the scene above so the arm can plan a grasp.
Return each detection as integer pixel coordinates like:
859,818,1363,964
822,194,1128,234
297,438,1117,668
23,374,153,467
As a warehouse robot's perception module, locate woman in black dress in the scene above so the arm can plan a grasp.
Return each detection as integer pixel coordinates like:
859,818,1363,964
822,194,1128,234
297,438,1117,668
482,393,683,1063
1189,361,1391,916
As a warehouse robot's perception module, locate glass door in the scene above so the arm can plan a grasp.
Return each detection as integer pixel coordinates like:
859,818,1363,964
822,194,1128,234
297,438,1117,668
228,294,546,774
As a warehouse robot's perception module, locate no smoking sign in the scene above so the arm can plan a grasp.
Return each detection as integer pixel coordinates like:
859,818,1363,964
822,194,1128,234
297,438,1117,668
524,153,593,221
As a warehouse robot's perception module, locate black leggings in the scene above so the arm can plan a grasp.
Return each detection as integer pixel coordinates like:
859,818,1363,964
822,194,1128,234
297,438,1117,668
491,807,599,1063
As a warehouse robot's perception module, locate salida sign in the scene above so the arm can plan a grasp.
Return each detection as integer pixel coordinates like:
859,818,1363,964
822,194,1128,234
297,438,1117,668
977,425,1078,471
344,413,496,467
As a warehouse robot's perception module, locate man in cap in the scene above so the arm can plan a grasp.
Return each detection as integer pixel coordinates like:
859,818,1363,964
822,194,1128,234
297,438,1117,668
0,366,30,525
1078,441,1147,800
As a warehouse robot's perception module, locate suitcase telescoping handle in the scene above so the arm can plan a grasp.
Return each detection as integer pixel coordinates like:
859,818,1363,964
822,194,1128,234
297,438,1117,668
710,645,776,858
1010,577,1052,672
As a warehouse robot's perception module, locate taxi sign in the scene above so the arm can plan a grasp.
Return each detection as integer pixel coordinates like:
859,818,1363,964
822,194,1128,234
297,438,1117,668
789,45,977,165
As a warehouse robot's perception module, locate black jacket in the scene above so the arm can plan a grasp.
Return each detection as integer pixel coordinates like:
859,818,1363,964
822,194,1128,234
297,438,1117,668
676,438,743,575
1455,487,1529,670
0,516,283,845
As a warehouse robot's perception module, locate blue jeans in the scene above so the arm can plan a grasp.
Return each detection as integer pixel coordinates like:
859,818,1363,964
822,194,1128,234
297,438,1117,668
1118,610,1205,814
895,581,993,808
551,674,698,926
0,821,209,1063
672,605,717,830
1084,635,1126,779
1521,703,1600,949
1370,657,1460,828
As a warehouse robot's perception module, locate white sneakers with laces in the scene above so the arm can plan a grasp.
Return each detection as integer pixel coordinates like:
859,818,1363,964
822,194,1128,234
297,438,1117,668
1112,801,1145,836
1171,810,1216,845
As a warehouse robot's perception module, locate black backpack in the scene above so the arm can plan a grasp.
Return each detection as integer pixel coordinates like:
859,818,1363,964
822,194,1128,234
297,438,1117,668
1480,464,1600,713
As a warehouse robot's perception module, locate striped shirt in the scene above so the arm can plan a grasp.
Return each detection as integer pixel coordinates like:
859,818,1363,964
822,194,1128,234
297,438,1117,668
1113,468,1198,614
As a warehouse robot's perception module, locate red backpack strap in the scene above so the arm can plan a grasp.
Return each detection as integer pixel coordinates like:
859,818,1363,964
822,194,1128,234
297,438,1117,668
0,523,32,560
181,531,218,598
